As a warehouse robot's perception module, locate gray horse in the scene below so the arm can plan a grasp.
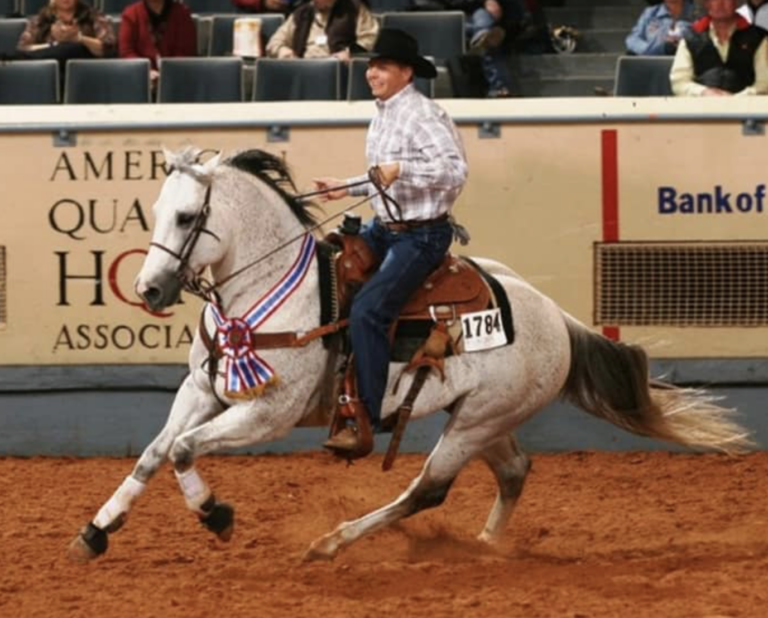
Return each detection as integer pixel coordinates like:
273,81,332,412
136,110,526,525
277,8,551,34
68,147,750,563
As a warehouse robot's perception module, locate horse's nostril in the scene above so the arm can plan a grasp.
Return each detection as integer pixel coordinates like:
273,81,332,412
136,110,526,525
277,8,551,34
142,287,161,305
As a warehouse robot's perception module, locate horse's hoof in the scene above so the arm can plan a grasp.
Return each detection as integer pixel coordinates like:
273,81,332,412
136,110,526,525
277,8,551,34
200,502,235,542
303,537,338,562
67,523,108,562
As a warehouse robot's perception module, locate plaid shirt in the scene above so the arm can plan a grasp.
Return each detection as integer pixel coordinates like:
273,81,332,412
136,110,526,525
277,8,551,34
347,83,468,222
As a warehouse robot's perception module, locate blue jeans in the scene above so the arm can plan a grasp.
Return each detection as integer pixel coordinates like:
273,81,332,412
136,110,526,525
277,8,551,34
350,218,454,428
466,7,514,92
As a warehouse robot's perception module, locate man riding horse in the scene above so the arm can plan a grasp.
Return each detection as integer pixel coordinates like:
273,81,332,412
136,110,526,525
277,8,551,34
314,28,469,458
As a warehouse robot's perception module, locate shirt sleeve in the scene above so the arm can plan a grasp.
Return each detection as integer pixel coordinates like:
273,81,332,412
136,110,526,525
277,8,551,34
93,12,116,53
118,8,139,58
266,15,295,56
398,111,468,191
732,36,768,95
354,6,379,51
176,7,198,57
17,16,41,49
625,8,654,56
670,38,707,96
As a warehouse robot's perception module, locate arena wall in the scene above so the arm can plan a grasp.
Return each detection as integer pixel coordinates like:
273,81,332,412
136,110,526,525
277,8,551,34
1,98,766,454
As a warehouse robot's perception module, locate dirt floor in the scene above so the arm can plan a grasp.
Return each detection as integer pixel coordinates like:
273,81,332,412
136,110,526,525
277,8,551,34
1,451,767,618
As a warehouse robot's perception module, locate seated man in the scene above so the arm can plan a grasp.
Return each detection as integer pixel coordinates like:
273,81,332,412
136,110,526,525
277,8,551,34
265,0,378,61
670,0,768,96
626,0,696,56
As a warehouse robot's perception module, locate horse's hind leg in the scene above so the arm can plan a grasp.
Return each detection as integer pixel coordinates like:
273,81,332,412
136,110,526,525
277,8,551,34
67,376,221,562
476,433,531,544
305,413,500,561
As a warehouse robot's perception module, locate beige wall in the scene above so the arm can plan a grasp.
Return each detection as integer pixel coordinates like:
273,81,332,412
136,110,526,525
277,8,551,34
1,99,766,364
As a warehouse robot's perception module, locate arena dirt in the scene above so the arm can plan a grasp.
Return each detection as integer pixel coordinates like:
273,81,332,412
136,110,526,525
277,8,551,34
1,451,766,617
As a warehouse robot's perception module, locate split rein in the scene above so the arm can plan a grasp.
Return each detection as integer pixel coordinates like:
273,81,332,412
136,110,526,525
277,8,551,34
156,166,400,305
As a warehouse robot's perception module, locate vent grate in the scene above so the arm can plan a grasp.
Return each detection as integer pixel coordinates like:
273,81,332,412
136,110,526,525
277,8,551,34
595,242,768,327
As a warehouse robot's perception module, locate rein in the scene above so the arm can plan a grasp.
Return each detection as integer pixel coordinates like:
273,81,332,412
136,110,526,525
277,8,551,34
167,167,398,302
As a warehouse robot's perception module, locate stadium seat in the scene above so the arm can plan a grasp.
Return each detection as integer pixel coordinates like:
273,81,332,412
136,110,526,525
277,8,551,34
158,57,244,102
208,13,285,57
21,0,47,15
0,0,17,17
0,59,58,104
101,0,135,15
64,58,151,103
0,18,26,56
252,57,341,101
368,0,411,12
380,11,465,64
613,55,674,97
184,0,236,13
347,56,433,100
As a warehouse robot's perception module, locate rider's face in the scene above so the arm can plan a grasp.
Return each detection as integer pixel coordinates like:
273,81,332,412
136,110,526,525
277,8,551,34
366,59,414,101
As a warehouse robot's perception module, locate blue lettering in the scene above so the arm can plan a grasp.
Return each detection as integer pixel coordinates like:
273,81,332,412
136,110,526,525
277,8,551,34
736,193,753,213
658,187,677,214
715,186,732,213
755,184,765,212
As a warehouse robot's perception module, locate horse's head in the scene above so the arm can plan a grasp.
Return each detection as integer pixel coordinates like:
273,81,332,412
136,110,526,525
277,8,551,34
136,147,224,311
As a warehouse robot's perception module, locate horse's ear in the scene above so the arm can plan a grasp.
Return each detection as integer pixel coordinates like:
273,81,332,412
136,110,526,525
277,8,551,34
161,146,174,169
201,151,223,176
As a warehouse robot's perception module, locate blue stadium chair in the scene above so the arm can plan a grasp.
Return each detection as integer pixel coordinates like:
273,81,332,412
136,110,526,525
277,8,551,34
252,57,341,101
101,0,135,16
184,0,236,13
380,11,465,64
0,59,58,104
158,57,244,102
64,58,151,103
0,0,17,17
21,0,47,15
208,13,284,57
0,18,25,55
613,55,674,97
368,0,410,12
347,56,433,100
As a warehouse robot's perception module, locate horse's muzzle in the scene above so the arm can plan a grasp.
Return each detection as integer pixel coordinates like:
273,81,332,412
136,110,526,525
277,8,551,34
138,276,183,312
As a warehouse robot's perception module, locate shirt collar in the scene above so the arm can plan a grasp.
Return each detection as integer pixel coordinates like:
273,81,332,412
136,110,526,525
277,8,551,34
375,82,416,112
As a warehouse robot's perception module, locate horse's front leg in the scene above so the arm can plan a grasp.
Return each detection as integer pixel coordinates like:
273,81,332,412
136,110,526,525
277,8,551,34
166,399,303,544
67,375,221,562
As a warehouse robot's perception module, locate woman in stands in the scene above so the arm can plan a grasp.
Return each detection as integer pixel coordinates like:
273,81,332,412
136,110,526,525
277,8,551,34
17,0,115,59
119,0,196,87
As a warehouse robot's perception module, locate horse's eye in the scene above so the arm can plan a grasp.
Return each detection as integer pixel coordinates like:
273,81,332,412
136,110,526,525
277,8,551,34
177,212,196,227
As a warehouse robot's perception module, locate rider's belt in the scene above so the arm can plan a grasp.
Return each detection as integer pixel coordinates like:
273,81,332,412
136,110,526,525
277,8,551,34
380,213,449,233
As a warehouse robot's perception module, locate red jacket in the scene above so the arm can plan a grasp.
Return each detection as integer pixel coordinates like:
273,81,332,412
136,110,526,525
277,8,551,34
119,0,196,69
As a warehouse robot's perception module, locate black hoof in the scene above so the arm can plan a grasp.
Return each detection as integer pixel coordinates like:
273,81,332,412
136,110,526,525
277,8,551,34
200,502,235,541
81,522,109,556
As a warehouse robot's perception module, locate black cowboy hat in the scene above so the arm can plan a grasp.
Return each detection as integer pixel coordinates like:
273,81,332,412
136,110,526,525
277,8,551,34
367,28,437,79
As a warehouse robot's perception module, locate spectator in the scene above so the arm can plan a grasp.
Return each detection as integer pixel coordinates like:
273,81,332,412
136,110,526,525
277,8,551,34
738,0,768,30
17,0,115,60
231,0,292,14
670,0,768,96
626,0,696,56
265,0,378,61
119,0,196,86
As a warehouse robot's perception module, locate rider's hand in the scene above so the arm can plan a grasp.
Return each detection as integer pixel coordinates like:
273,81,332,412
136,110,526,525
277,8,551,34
313,177,348,201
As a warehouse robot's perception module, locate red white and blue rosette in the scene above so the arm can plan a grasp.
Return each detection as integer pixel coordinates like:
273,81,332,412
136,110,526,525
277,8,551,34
209,234,316,399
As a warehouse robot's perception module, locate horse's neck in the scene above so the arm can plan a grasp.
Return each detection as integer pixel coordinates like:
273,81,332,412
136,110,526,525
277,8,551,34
209,182,319,330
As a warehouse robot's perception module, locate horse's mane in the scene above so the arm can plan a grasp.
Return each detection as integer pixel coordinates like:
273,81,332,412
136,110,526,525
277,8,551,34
226,149,318,229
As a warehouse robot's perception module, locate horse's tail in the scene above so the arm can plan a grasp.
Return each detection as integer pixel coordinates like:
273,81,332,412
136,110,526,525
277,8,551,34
560,315,753,454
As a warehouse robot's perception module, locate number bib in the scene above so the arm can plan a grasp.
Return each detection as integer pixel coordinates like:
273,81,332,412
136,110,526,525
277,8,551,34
461,308,507,352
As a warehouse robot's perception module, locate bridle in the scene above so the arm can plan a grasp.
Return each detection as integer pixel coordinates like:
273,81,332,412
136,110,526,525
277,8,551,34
147,164,400,303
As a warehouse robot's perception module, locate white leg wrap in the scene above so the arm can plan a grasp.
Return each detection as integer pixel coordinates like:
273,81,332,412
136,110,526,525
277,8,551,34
93,475,147,530
175,467,211,514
